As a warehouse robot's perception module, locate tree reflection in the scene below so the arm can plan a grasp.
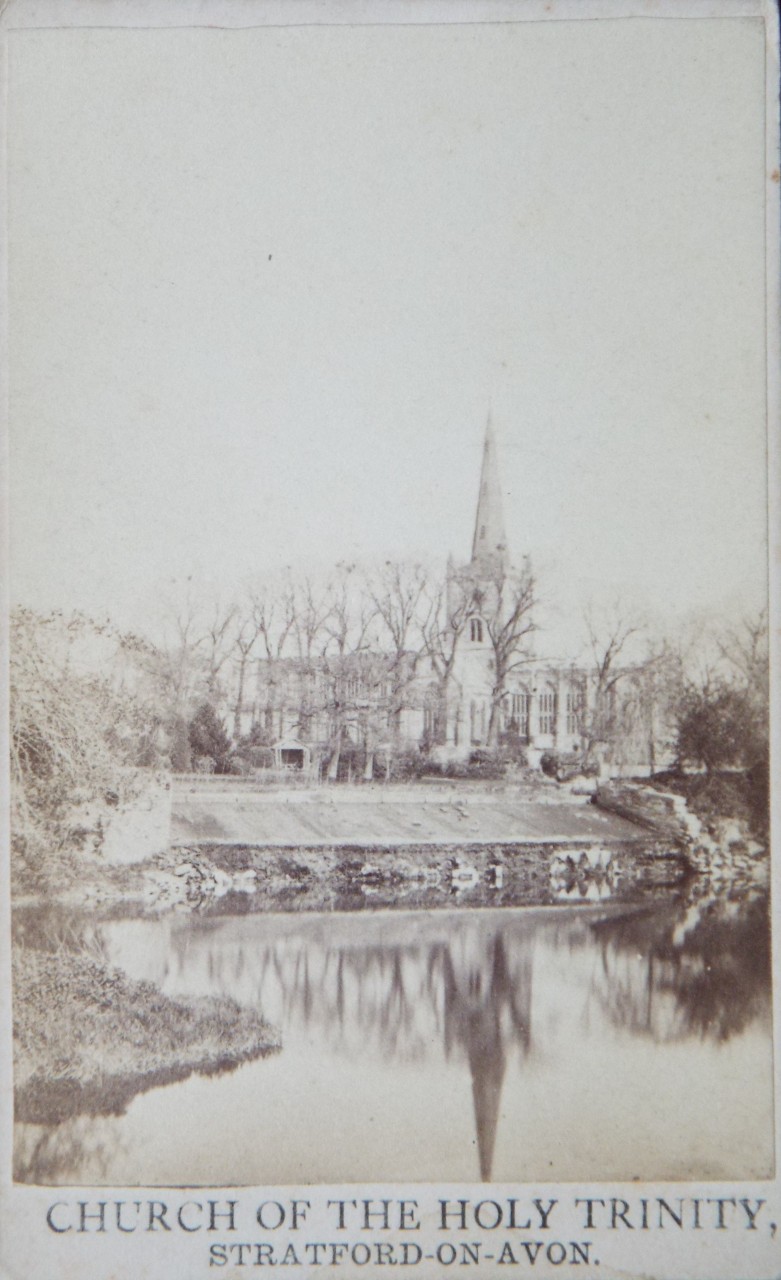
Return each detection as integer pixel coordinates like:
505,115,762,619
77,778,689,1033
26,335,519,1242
589,890,771,1042
14,1115,123,1185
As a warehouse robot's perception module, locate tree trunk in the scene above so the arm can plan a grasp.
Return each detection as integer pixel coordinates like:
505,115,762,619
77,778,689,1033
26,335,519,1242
487,693,503,748
233,654,247,741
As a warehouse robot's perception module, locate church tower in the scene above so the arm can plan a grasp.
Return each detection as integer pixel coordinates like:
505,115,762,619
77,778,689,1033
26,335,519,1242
442,416,515,752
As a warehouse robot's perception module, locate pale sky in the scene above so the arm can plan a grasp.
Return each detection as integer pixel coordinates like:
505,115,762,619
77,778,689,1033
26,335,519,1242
6,15,770,654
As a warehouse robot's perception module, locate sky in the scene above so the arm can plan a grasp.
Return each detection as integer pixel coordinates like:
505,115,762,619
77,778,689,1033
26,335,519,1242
6,14,770,655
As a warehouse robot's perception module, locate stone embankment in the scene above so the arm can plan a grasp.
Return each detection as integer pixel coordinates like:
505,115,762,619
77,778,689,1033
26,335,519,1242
594,781,768,887
94,833,687,916
593,782,690,840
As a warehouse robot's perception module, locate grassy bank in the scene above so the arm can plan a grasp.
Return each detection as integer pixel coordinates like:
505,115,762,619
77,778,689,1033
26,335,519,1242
13,945,279,1124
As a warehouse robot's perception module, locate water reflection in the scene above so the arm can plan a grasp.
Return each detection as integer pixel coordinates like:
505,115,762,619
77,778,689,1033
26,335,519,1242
15,1114,128,1187
439,932,532,1179
13,888,774,1184
589,890,772,1042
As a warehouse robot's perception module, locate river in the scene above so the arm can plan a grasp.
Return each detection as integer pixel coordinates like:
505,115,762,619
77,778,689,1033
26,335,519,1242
13,882,774,1185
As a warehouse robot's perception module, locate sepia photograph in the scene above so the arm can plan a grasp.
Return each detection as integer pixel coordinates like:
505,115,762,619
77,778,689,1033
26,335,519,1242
0,0,778,1274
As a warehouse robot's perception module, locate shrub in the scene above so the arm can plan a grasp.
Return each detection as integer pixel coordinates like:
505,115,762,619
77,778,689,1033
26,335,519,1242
385,748,431,781
498,730,529,767
464,749,507,780
9,609,158,889
539,751,559,778
225,754,251,776
188,704,232,774
675,682,767,774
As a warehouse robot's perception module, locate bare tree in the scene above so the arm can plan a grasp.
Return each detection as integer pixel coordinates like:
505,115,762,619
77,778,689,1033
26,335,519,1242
251,574,296,663
319,563,378,779
244,572,297,742
472,562,537,747
153,588,240,769
717,608,768,704
580,598,646,766
157,587,211,721
367,560,430,743
420,561,472,744
229,595,270,741
202,598,240,703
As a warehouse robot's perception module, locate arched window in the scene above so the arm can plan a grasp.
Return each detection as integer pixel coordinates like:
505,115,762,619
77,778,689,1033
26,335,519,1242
469,617,483,643
566,689,584,735
539,686,556,735
510,689,530,738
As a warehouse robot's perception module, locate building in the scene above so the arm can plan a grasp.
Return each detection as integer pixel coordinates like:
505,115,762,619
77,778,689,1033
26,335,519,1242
234,419,660,775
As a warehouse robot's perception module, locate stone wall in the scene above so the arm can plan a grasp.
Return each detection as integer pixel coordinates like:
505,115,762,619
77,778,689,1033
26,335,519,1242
594,780,768,886
593,782,690,842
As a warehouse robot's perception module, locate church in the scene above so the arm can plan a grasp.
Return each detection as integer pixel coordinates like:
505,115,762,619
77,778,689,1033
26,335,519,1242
239,420,654,776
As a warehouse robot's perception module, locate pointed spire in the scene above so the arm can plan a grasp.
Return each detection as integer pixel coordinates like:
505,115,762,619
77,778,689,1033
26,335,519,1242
469,1029,507,1181
471,414,508,572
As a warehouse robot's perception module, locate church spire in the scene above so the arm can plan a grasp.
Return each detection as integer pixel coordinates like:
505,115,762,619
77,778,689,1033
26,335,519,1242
471,415,508,572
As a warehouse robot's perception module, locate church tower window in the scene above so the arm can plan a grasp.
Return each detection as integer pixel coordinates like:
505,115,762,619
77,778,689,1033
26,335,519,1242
469,617,483,643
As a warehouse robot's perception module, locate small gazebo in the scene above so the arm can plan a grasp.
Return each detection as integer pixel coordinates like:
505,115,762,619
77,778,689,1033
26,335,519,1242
272,737,311,771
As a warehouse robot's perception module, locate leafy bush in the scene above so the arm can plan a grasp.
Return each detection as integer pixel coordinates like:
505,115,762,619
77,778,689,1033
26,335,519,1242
675,682,766,774
188,704,232,774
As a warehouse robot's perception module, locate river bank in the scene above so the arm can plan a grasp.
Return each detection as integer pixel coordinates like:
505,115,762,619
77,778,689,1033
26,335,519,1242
13,773,769,916
13,943,280,1125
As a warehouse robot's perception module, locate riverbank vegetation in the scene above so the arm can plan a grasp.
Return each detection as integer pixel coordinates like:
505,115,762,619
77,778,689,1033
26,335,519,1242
656,610,770,840
13,941,279,1124
9,610,167,893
